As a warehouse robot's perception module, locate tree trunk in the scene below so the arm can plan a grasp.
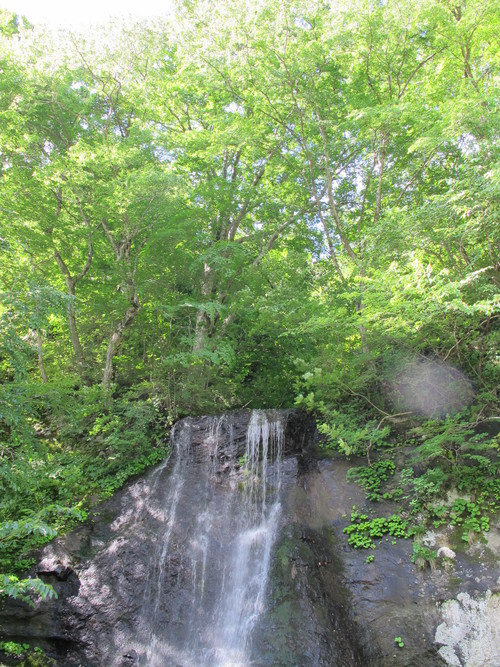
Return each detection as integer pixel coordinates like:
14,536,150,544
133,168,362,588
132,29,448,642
52,235,92,376
67,287,86,372
102,292,140,388
35,330,48,383
192,263,213,354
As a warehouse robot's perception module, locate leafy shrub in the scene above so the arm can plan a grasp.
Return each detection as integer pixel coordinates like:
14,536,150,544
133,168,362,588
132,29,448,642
347,460,395,501
411,543,438,570
0,574,56,605
0,381,171,593
317,407,391,459
343,511,408,549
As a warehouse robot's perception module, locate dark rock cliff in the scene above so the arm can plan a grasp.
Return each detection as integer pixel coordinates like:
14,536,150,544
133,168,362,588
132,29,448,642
1,410,498,667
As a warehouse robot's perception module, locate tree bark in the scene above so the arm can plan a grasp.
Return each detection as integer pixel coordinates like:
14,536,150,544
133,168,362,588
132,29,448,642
100,218,149,387
65,282,86,371
51,212,93,375
102,288,141,388
192,263,213,354
35,330,48,383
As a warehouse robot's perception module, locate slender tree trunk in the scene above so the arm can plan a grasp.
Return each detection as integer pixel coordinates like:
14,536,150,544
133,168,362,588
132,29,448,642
35,330,48,383
52,237,92,375
100,218,151,387
102,289,140,388
102,331,121,388
66,284,86,372
192,263,213,353
48,193,93,376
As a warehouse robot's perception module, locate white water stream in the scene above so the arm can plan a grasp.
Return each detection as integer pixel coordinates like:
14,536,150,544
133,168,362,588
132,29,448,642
136,410,285,667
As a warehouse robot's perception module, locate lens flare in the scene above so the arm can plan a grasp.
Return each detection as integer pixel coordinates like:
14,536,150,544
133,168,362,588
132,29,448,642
387,358,474,418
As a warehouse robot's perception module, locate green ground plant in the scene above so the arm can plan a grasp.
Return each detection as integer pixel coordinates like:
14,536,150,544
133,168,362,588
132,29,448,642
0,382,170,589
346,461,396,502
337,408,499,562
344,511,409,549
411,543,439,570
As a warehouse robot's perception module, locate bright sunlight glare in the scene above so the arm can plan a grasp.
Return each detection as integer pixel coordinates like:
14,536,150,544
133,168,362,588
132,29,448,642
1,0,175,28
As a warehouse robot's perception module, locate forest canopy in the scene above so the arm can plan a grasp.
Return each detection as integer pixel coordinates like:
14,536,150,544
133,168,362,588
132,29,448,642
0,0,499,606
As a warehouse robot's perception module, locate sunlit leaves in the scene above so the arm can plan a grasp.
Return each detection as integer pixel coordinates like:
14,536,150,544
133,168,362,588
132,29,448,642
0,574,56,605
0,0,499,603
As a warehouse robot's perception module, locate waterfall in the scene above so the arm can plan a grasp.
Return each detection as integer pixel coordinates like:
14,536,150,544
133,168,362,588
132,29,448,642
214,410,284,665
137,410,286,667
5,409,370,667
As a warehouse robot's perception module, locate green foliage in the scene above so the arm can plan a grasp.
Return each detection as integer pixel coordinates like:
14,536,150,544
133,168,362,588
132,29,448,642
0,574,56,606
402,420,499,541
411,543,438,571
0,518,56,542
344,511,408,549
411,417,486,467
0,641,30,656
408,468,449,511
0,642,52,667
347,461,396,502
427,497,493,542
1,0,499,414
339,408,499,562
0,382,169,578
315,406,391,459
19,653,54,667
0,0,498,596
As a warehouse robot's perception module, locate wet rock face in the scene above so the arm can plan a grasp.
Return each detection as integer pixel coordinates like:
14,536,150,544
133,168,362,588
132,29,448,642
176,409,317,461
0,409,344,667
1,410,499,667
316,456,500,667
246,451,369,667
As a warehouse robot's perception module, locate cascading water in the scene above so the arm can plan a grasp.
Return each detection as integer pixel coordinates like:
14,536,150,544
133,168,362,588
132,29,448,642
1,410,371,667
136,410,285,667
212,411,284,665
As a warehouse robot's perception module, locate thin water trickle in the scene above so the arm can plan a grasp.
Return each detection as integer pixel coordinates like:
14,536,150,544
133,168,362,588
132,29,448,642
136,410,286,667
140,421,192,664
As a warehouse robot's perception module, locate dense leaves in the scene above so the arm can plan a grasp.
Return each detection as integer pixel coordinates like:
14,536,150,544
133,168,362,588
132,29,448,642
0,0,498,595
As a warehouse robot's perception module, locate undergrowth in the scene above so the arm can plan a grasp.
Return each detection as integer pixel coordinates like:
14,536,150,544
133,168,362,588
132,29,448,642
319,406,500,565
0,382,171,602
